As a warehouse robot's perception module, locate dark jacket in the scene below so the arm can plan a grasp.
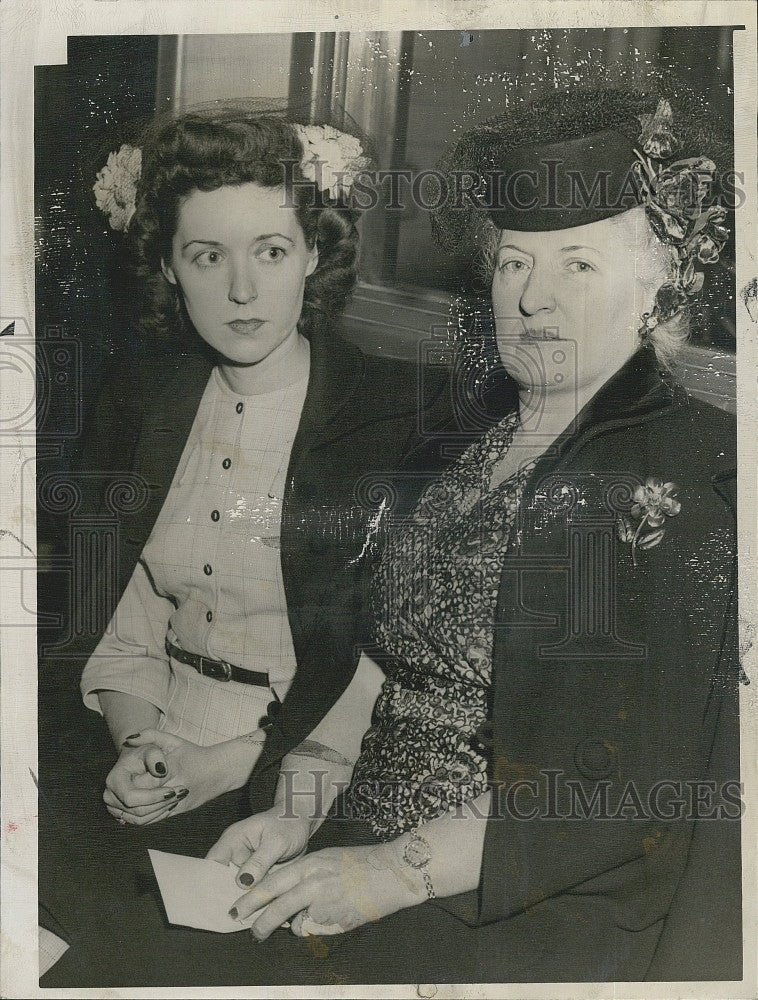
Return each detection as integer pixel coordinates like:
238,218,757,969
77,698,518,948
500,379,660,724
46,327,454,775
395,347,741,980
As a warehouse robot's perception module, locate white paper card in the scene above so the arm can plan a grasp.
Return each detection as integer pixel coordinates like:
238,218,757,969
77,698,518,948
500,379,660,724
38,926,70,976
148,849,276,933
148,849,344,936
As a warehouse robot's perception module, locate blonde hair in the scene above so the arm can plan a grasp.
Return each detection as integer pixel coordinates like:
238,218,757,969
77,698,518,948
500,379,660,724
611,207,690,369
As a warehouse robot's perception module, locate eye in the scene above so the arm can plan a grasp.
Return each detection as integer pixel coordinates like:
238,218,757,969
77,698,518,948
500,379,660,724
498,258,531,275
566,260,596,274
257,245,287,263
193,248,224,268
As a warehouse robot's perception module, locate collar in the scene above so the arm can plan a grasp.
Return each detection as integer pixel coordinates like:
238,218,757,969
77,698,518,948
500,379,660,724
286,326,367,472
576,345,678,427
145,325,365,440
147,336,217,410
535,345,684,470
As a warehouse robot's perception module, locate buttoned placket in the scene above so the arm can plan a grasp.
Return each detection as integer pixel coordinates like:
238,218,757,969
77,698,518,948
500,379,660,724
202,396,245,643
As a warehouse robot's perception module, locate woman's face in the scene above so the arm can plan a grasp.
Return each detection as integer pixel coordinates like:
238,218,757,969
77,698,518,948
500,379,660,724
162,183,318,365
490,205,665,403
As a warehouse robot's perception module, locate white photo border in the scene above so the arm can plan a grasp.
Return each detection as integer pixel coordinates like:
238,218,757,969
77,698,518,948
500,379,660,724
1,2,756,998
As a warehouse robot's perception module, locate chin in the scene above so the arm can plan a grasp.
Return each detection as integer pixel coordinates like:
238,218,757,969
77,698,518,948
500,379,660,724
211,332,280,365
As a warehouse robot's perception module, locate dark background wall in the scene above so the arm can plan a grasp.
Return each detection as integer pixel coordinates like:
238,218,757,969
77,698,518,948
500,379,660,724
35,36,159,451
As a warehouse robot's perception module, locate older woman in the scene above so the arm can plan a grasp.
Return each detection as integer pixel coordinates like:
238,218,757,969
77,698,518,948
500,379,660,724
205,89,741,984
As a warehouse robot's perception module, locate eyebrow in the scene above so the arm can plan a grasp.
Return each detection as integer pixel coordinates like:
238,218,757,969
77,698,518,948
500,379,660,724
256,232,295,245
181,233,295,251
498,243,601,254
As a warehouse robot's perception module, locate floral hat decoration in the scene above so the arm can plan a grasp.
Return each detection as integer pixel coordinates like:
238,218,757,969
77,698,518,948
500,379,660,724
631,99,730,337
93,120,369,233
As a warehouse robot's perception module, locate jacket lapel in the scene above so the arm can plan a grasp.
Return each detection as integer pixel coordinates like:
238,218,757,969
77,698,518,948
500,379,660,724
521,347,682,507
286,328,365,472
129,344,215,546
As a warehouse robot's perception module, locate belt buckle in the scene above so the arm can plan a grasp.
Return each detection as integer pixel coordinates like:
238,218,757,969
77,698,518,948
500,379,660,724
219,660,233,682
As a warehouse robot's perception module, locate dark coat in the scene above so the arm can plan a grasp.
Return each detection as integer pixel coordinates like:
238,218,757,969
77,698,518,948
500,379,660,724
50,327,454,773
395,347,741,980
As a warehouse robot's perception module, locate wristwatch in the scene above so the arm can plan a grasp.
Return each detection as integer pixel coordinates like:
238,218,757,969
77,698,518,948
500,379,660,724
402,827,436,899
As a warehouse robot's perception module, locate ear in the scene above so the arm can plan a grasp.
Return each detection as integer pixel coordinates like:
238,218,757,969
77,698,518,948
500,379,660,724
161,258,177,285
305,244,319,278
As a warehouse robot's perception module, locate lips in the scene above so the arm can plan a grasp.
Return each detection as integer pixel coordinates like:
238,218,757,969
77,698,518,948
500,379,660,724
519,327,561,341
227,319,265,334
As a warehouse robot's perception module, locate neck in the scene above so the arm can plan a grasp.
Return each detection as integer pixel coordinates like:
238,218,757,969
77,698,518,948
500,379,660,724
517,376,610,444
218,328,310,395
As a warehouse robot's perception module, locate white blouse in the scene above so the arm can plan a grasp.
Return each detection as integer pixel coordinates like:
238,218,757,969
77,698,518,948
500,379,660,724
81,362,309,739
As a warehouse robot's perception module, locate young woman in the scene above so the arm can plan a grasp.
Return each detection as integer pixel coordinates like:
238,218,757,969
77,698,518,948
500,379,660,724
61,108,449,823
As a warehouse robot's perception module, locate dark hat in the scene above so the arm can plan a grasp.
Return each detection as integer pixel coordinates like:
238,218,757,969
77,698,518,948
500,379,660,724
431,88,712,245
479,128,643,231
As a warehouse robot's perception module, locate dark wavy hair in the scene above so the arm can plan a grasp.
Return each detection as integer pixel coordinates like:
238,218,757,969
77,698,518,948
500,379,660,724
130,109,361,346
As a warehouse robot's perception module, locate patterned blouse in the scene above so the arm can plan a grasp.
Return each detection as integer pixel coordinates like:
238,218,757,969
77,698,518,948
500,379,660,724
350,411,537,839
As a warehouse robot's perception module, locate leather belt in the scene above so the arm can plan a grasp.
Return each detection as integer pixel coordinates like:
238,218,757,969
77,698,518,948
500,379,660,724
166,639,270,688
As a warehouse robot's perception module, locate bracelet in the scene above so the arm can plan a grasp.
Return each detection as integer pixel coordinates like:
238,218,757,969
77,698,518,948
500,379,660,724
285,739,355,768
402,827,436,900
239,731,265,748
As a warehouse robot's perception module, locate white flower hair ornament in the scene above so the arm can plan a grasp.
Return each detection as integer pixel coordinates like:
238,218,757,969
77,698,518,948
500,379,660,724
293,123,371,200
93,143,142,233
93,124,368,232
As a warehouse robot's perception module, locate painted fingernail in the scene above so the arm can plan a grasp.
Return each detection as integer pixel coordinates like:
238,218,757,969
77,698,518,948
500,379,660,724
163,789,176,800
176,788,189,800
167,801,179,811
124,733,140,741
239,873,255,887
155,762,167,776
228,907,238,919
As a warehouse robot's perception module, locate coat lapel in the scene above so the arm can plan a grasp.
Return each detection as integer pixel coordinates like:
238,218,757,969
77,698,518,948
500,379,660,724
286,328,366,471
278,330,367,637
520,347,682,509
128,344,215,547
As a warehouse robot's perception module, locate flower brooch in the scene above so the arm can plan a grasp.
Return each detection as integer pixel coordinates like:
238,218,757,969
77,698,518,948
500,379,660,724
617,478,681,567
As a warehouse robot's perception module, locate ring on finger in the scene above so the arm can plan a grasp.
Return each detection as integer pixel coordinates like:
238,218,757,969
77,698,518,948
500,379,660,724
116,808,127,826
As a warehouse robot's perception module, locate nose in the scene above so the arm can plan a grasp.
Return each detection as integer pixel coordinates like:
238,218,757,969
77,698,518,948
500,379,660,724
228,260,257,305
519,263,555,317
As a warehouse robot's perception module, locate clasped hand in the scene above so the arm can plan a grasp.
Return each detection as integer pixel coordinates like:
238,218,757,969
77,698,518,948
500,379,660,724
207,811,421,939
103,730,241,825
